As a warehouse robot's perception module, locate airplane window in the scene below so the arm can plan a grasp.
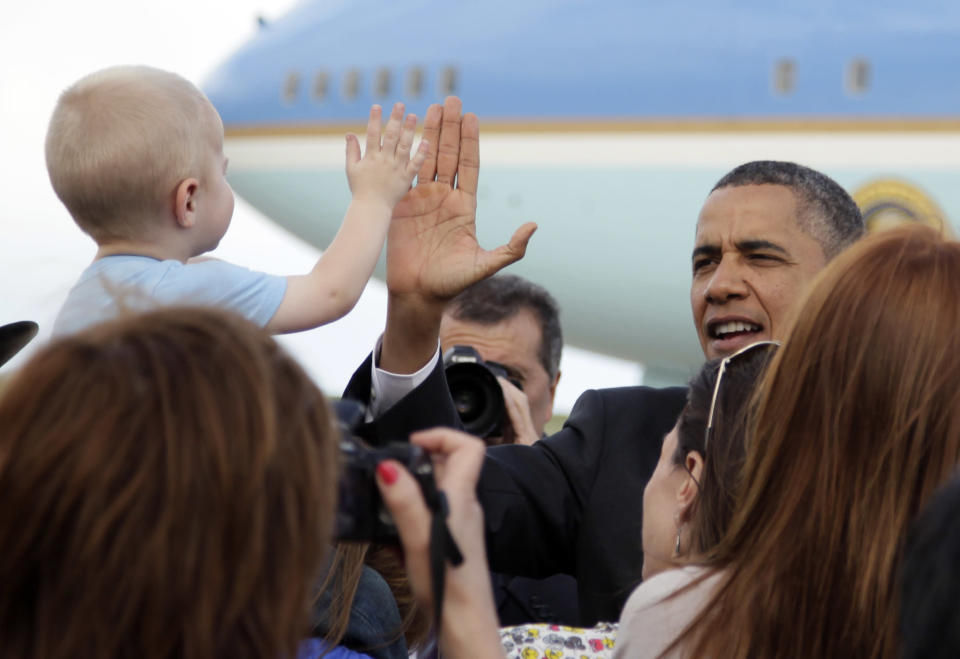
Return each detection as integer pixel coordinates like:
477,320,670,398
375,68,391,98
313,71,329,101
407,67,424,97
440,66,458,96
283,72,300,104
847,58,870,95
773,58,795,96
343,69,360,101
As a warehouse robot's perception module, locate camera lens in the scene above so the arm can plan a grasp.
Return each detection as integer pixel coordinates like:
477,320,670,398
445,363,505,438
452,380,490,422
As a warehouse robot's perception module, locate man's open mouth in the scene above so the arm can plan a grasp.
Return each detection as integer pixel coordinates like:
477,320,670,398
709,320,763,340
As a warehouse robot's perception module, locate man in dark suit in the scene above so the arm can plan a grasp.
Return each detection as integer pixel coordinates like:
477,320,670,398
346,97,865,625
440,273,579,626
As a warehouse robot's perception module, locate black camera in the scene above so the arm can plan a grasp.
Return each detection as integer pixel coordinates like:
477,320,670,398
443,345,521,440
333,400,440,544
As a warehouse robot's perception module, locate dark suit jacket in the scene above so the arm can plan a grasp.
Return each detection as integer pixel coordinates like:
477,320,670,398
492,572,580,627
344,353,687,626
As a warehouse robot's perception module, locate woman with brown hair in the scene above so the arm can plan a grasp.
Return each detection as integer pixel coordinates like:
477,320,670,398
0,307,346,659
614,223,960,658
640,340,777,582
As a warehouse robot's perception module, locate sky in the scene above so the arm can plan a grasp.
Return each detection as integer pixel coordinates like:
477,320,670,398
0,0,642,412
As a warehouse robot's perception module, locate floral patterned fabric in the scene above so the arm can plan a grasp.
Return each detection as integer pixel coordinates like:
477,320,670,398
500,622,617,659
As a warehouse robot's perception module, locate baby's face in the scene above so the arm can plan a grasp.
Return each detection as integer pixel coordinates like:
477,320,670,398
194,105,234,253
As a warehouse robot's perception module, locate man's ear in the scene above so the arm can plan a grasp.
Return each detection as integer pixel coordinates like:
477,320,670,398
677,450,704,523
547,370,561,416
174,177,200,229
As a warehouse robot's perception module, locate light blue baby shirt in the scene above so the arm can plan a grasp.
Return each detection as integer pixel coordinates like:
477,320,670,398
53,255,287,336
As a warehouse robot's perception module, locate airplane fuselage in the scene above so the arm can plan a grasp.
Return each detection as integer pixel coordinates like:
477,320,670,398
205,0,960,381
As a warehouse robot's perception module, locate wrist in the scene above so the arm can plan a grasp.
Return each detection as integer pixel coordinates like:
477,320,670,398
439,583,502,658
347,195,395,218
380,292,445,374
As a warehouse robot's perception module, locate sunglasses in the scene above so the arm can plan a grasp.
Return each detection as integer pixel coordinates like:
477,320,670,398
705,340,779,451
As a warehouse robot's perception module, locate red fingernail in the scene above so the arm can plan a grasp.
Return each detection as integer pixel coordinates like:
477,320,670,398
377,461,398,485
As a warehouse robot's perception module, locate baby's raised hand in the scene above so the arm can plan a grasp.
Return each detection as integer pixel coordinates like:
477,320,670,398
345,102,428,209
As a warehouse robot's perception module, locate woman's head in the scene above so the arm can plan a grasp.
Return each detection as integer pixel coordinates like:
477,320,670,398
687,225,960,657
641,341,775,579
0,307,339,659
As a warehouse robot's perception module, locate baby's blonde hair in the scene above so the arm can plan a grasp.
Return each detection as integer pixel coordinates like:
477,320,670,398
45,65,217,242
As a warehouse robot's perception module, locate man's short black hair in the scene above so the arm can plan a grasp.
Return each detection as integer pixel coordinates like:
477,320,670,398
900,473,960,659
446,274,562,380
712,161,865,259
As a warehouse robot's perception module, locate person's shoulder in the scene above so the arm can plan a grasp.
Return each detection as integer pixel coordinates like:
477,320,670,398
592,385,688,406
616,567,719,658
153,257,277,294
569,385,687,419
345,564,404,642
85,253,175,276
622,566,713,612
52,255,174,337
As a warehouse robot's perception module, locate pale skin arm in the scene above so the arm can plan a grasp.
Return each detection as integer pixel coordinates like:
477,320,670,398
379,97,538,373
267,103,428,334
377,428,505,659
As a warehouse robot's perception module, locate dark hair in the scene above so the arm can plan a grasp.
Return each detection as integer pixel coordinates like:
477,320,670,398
673,344,776,554
712,160,865,259
0,307,338,659
900,472,960,659
447,274,562,380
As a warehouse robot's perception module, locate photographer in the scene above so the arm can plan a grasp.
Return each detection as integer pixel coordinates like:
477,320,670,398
441,274,561,446
441,275,578,627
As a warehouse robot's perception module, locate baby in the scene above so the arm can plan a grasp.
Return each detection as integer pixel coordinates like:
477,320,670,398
46,65,427,336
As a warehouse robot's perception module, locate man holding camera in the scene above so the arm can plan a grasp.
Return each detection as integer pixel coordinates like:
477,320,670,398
345,97,865,625
439,274,579,625
440,274,561,447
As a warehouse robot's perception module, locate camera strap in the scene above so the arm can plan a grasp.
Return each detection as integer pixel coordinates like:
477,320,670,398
428,490,463,632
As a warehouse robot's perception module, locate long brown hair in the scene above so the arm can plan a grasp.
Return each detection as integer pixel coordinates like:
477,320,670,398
680,225,960,657
0,307,339,659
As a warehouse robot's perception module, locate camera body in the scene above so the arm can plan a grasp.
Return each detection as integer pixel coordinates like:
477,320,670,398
443,345,521,440
333,400,439,543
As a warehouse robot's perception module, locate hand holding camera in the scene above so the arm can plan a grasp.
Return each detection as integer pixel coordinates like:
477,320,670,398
375,428,503,656
333,400,443,544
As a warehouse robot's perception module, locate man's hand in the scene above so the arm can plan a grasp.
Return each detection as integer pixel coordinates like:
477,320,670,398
381,97,536,373
386,97,535,303
498,377,540,446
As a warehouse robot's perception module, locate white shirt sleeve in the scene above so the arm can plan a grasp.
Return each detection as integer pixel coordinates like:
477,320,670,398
367,334,441,419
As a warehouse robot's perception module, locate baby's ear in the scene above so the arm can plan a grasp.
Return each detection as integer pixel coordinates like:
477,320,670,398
677,451,704,522
173,177,200,228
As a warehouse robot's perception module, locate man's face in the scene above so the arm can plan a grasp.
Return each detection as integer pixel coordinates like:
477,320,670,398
691,184,828,360
439,309,558,438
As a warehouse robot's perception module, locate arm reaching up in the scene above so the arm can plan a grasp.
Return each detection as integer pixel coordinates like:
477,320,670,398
380,97,537,373
267,102,428,334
